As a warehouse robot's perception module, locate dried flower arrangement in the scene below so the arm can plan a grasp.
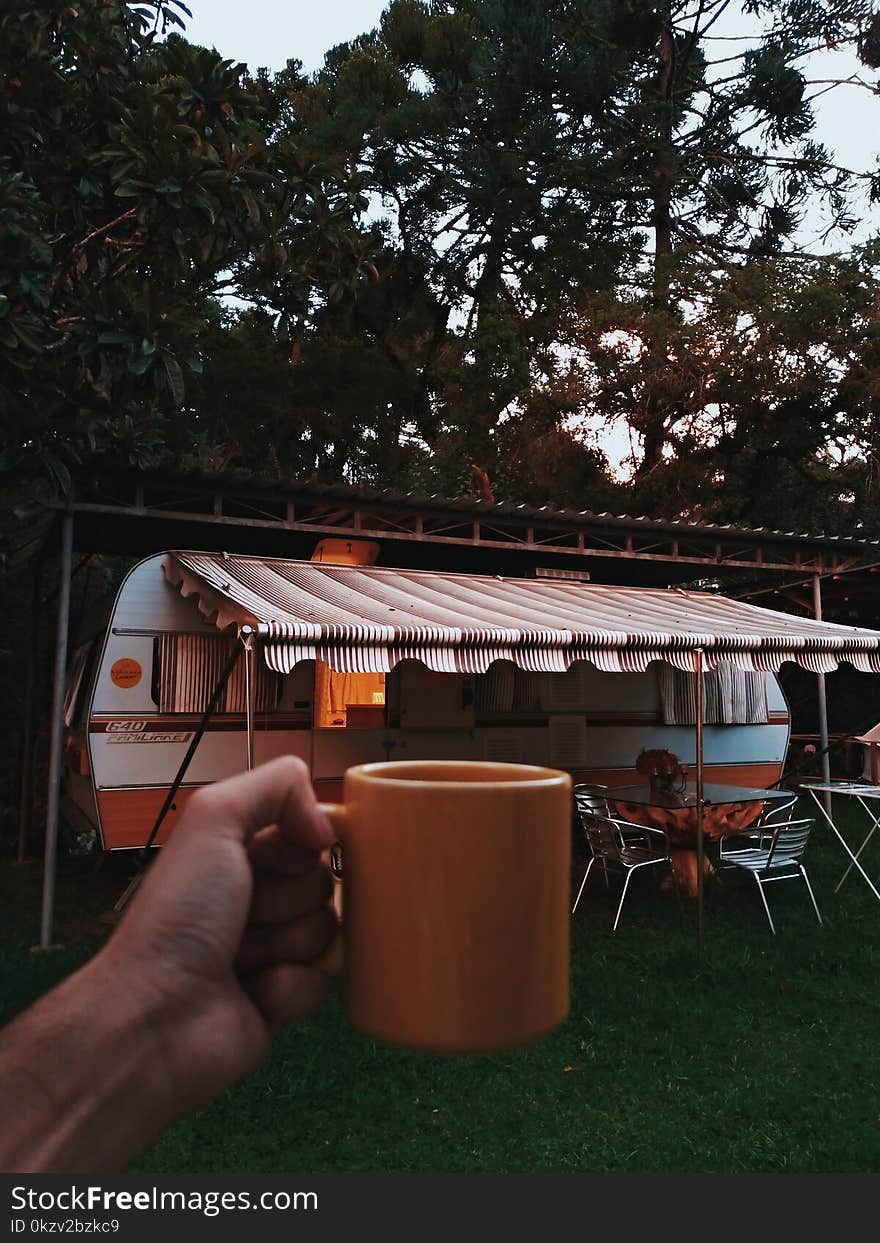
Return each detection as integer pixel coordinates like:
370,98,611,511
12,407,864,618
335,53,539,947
635,748,688,793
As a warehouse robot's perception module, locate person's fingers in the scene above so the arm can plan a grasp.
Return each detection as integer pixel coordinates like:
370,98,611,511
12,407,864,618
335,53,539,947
111,759,335,1006
236,907,337,973
247,824,323,875
185,756,334,851
244,962,328,1033
249,865,332,926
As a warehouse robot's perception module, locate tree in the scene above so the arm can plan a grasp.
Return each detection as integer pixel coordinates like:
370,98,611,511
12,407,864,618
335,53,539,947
253,0,880,516
575,240,880,536
566,0,880,487
0,2,371,493
244,0,647,494
7,1,878,528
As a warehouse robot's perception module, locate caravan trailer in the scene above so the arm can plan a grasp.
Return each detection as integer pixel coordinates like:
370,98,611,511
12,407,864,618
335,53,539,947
61,543,792,851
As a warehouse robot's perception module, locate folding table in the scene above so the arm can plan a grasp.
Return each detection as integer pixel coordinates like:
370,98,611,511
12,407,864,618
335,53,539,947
798,780,880,904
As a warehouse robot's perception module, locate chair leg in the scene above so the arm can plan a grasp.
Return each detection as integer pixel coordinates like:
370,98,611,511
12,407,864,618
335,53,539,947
612,868,636,933
800,865,823,926
572,857,596,915
754,875,776,934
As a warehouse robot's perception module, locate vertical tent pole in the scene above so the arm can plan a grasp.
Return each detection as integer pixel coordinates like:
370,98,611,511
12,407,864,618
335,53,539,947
694,647,705,956
38,509,74,950
17,561,42,863
244,628,255,772
812,575,833,820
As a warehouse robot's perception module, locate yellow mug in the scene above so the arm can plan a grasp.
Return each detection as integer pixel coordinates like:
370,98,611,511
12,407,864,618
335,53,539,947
318,760,571,1055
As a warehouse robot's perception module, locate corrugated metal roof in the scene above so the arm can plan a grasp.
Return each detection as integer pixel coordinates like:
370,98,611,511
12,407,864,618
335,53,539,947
165,551,880,676
85,467,880,551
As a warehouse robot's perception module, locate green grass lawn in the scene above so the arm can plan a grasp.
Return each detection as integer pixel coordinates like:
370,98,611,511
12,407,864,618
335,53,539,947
3,802,880,1173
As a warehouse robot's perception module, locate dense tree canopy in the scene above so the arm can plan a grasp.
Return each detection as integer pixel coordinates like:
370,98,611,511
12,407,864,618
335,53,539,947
0,1,370,491
560,0,880,508
3,0,880,535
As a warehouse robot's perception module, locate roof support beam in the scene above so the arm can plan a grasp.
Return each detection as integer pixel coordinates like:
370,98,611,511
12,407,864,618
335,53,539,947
57,501,864,577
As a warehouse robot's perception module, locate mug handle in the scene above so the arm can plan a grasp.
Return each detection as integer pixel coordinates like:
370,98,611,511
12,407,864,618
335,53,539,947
313,803,346,975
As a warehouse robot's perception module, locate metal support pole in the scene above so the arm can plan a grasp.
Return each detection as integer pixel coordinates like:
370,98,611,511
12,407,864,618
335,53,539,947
694,648,705,956
38,511,74,949
813,575,833,820
17,562,42,863
244,630,256,772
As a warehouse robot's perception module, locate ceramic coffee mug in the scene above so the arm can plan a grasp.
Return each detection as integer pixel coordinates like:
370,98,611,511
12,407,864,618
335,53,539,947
317,759,572,1055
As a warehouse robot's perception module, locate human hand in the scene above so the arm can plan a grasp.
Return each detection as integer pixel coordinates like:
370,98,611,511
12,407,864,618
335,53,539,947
102,755,337,1116
0,756,338,1172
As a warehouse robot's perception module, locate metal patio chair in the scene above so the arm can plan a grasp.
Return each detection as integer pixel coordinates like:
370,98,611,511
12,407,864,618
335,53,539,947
709,793,798,867
715,816,822,934
572,784,642,892
751,793,798,844
574,783,646,847
573,784,610,817
571,809,675,932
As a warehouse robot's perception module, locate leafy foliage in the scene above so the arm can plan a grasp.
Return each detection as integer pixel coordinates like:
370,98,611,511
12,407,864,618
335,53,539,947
4,1,880,535
226,0,880,522
0,2,371,492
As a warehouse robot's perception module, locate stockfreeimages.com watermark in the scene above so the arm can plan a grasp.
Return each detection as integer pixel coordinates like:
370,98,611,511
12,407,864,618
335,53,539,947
10,1184,318,1223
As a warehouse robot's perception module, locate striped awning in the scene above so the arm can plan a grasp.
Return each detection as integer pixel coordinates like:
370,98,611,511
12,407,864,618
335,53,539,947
163,551,880,676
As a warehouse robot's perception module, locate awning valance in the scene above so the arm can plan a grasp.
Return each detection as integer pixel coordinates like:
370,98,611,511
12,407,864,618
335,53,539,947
163,551,880,676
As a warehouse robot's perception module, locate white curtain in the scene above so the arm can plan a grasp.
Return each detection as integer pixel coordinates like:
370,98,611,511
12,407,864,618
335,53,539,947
475,663,543,713
659,662,768,725
157,634,278,714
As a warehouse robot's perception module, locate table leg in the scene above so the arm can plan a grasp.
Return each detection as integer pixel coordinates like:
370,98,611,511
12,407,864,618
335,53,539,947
834,796,880,894
669,849,713,899
808,789,880,905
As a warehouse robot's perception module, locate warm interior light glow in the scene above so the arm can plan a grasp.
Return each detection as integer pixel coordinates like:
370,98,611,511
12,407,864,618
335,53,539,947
314,664,386,729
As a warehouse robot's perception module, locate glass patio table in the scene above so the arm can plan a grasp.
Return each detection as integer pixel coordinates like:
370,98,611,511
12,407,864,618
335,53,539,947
605,782,797,896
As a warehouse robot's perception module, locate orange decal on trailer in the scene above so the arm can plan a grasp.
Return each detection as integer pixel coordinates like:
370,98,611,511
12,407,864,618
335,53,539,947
110,658,143,689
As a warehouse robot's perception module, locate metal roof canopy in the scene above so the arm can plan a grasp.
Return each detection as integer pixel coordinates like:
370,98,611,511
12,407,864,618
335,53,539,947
37,468,879,586
166,551,880,675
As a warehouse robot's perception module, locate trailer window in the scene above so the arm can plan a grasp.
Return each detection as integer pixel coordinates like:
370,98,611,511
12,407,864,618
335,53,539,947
659,664,768,725
154,634,279,714
314,661,386,729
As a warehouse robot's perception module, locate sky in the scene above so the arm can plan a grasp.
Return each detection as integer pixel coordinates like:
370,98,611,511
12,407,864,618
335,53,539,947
180,1,389,75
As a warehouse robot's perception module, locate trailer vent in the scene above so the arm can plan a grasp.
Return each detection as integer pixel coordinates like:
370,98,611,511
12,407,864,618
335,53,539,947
549,716,588,768
483,732,526,764
544,665,585,710
530,567,591,581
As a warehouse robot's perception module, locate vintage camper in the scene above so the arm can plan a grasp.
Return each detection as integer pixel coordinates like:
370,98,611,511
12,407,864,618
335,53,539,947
61,541,794,852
